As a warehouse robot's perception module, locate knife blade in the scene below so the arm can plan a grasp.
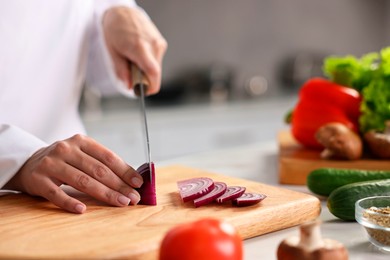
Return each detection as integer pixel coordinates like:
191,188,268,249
131,64,152,180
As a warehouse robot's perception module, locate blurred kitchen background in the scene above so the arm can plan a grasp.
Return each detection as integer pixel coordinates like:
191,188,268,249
80,0,390,167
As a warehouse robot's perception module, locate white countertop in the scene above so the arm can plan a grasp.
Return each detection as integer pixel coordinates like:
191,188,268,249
83,95,390,260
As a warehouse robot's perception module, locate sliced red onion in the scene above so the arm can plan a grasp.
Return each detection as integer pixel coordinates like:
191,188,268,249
137,163,149,174
193,182,228,207
216,186,246,203
177,177,215,202
136,162,156,206
232,193,266,207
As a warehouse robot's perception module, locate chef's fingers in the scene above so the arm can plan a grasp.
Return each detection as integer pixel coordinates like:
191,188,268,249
102,6,167,95
153,35,168,67
65,147,141,205
68,134,143,189
124,32,167,95
129,44,161,95
108,46,132,88
120,13,167,95
52,160,136,207
38,180,87,214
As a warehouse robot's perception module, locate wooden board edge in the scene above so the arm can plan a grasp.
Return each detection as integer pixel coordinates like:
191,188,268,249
234,196,321,238
277,130,390,185
278,158,308,185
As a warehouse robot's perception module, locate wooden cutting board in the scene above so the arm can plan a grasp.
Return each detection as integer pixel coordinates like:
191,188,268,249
278,130,390,185
0,165,320,260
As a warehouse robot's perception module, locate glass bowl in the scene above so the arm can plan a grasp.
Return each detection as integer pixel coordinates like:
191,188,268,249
355,196,390,252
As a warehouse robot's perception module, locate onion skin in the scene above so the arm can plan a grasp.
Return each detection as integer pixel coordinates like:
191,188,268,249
136,162,156,205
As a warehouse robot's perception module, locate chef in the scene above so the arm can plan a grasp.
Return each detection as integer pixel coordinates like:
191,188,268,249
0,0,167,213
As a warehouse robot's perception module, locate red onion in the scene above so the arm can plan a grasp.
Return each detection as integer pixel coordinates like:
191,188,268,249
136,162,156,206
216,186,246,203
177,177,215,202
176,177,267,207
137,163,150,175
232,193,267,207
193,182,227,207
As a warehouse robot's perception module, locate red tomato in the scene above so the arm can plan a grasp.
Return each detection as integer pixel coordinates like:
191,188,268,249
159,218,243,260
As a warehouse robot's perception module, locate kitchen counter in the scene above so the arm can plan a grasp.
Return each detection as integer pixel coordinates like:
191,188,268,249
83,95,390,260
159,141,390,260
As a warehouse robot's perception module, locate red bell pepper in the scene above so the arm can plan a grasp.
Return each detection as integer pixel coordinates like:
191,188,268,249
290,77,361,149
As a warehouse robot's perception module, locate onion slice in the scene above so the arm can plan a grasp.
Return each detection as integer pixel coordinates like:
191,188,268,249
232,193,266,207
136,162,156,206
193,182,227,207
177,177,215,202
216,186,246,203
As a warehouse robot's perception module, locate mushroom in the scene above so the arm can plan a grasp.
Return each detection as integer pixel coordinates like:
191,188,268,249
315,122,362,160
364,120,390,159
277,220,348,260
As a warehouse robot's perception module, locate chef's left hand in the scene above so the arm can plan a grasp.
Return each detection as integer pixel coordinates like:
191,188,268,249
102,6,167,95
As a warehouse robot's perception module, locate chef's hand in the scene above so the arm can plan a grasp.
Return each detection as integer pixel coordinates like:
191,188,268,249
103,6,167,95
4,134,143,214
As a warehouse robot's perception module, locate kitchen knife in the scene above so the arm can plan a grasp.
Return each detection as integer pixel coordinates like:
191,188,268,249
131,64,152,180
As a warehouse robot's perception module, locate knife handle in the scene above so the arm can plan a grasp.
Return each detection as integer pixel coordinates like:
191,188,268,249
131,64,150,96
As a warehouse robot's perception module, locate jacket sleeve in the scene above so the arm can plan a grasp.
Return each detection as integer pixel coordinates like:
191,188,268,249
0,124,47,193
85,0,141,98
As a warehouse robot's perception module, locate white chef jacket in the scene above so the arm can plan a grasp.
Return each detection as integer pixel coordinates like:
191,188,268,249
0,0,140,191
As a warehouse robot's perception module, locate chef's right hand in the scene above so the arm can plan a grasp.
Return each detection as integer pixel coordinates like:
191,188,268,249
102,6,167,95
3,134,143,214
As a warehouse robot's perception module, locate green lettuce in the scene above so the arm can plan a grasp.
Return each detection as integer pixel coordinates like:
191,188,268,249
359,48,390,132
323,52,379,92
323,47,390,132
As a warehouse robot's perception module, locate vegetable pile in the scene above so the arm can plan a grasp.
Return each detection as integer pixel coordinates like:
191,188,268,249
324,48,390,133
287,46,390,160
289,47,390,221
289,78,361,149
177,177,266,207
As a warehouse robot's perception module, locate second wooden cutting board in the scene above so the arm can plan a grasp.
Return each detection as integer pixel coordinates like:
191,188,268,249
278,130,390,185
0,165,320,260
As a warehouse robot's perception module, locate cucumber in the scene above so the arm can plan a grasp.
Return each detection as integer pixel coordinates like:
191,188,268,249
327,179,390,221
307,168,390,196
